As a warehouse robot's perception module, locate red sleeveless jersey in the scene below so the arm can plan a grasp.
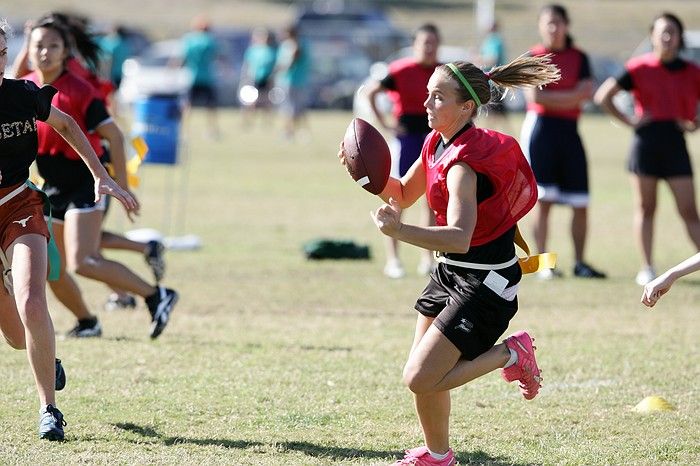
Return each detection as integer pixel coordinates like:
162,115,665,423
526,44,588,120
66,57,114,101
386,57,438,117
626,53,700,121
422,126,537,247
23,71,104,161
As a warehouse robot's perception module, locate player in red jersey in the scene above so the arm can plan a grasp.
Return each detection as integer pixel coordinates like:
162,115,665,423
0,19,136,440
595,12,700,286
23,17,178,339
520,4,606,280
339,56,559,465
366,24,441,279
14,12,167,313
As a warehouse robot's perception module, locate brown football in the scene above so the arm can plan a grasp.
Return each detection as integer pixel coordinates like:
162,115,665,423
342,118,391,195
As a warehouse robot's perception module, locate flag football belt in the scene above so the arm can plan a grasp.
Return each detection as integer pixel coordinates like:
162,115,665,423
514,224,557,274
433,252,520,301
434,225,556,275
0,180,61,295
434,252,518,270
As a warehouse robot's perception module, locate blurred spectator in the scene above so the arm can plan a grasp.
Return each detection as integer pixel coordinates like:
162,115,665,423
477,21,512,133
479,21,506,70
275,24,311,140
98,24,132,89
240,27,278,125
181,14,220,138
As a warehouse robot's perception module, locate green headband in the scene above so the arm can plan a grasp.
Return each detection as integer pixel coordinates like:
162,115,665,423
446,63,482,107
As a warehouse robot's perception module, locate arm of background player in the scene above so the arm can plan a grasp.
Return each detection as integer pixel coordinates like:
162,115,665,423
525,78,593,110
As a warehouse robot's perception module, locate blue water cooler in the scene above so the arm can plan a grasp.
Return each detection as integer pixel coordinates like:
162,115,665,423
132,95,181,164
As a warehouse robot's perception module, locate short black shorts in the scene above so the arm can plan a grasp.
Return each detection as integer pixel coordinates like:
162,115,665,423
414,262,520,360
628,121,692,178
42,180,106,221
189,84,218,108
523,114,589,206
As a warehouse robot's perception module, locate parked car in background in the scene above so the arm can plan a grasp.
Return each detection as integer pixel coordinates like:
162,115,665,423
118,28,249,107
294,0,410,109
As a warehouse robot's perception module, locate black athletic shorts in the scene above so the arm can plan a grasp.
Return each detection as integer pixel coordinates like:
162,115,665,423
189,84,218,108
414,261,520,360
42,180,106,221
628,121,692,178
523,114,589,206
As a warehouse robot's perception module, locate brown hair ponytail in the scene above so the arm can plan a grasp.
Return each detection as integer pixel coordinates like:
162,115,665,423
439,54,560,107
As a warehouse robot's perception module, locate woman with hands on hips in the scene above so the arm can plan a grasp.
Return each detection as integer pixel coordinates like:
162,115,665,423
595,12,700,286
339,55,559,465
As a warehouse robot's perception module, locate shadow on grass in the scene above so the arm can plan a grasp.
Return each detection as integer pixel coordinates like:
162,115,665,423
113,423,263,449
457,450,537,466
113,423,529,464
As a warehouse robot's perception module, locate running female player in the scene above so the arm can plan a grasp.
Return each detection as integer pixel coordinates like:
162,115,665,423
595,12,700,285
520,4,606,280
0,19,136,440
23,17,178,339
339,55,559,465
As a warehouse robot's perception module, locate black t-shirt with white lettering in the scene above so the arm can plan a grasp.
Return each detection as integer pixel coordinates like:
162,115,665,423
0,79,56,187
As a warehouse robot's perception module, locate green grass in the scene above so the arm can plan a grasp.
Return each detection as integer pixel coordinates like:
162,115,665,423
0,109,699,465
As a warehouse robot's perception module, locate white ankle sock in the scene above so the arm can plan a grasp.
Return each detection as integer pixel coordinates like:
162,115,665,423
428,448,450,460
503,348,518,368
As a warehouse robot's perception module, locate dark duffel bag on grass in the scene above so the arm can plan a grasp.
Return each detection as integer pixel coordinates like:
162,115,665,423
303,239,371,260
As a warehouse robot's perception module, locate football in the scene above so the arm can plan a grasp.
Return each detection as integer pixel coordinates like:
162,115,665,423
342,118,391,195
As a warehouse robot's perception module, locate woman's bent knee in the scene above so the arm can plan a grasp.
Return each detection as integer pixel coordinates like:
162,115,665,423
71,255,101,276
402,365,435,394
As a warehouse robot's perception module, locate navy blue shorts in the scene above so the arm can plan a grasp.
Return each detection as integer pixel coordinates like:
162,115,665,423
522,113,589,207
628,121,692,178
414,262,520,360
396,132,429,177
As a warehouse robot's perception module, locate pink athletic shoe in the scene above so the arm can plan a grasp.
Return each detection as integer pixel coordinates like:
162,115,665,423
501,330,542,400
392,446,456,465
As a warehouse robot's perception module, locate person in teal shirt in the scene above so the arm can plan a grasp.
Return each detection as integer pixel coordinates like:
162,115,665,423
182,15,220,137
98,24,132,88
240,27,277,123
478,21,511,132
275,24,311,139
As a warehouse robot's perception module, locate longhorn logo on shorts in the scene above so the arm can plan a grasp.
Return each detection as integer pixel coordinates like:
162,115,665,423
12,216,32,228
455,318,473,333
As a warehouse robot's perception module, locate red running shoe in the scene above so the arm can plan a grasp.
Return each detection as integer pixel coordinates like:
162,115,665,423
392,446,456,465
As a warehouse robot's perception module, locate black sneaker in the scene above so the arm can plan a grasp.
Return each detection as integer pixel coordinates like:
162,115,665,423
573,262,607,279
104,293,137,311
146,287,178,339
55,358,66,391
39,404,66,441
144,240,166,283
66,317,102,338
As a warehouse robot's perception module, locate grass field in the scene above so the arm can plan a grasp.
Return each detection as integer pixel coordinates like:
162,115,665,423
0,108,699,465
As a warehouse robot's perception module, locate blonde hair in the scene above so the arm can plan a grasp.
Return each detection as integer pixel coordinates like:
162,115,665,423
439,54,560,107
